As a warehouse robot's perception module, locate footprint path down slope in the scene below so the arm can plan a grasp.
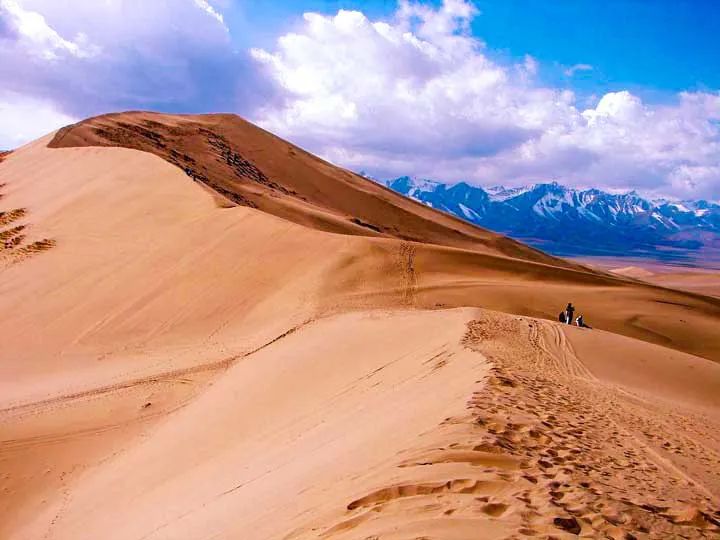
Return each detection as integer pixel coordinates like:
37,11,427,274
304,312,720,540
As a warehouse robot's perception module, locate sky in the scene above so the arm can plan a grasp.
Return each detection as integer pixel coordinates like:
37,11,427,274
0,0,719,200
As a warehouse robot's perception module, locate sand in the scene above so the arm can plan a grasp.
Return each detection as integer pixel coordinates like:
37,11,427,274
48,112,564,266
609,265,720,298
582,258,720,298
642,271,720,298
1,113,719,539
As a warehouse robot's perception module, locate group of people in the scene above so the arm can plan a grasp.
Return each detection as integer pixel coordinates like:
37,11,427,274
559,302,590,328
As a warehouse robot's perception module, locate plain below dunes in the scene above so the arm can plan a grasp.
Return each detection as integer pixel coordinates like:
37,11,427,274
0,113,719,539
609,265,720,298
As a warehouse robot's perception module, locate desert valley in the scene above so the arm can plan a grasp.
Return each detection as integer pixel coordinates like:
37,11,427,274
0,112,719,540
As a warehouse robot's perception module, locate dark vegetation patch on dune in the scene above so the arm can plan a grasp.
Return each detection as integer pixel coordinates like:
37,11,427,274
0,154,55,265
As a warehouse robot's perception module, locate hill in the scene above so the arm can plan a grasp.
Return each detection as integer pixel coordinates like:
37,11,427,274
1,112,719,539
49,112,563,266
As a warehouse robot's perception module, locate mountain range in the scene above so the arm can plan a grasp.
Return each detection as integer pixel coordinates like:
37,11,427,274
384,176,720,264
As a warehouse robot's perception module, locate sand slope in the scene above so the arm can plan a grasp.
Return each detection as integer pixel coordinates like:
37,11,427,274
586,260,720,298
642,271,720,298
8,310,492,540
2,136,720,384
5,309,719,539
49,111,564,265
1,115,719,539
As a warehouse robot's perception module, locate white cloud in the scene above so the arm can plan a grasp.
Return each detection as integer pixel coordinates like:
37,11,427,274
0,0,100,59
0,0,277,138
193,0,227,30
0,92,75,148
251,0,720,200
564,63,593,77
251,2,573,163
0,0,718,200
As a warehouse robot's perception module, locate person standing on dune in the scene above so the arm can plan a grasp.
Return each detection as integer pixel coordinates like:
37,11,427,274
565,303,575,325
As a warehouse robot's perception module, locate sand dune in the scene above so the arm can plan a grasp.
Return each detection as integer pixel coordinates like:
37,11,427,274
49,112,564,265
1,113,719,539
588,259,720,298
642,271,720,298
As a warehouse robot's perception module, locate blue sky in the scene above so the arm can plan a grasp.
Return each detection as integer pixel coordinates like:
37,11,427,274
1,0,719,199
226,0,720,98
472,1,720,95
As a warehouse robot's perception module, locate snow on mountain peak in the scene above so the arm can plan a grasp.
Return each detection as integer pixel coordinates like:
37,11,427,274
486,185,531,201
383,175,720,260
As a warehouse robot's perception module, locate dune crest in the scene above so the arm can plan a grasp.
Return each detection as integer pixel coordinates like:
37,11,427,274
291,312,720,539
1,113,719,539
49,111,564,265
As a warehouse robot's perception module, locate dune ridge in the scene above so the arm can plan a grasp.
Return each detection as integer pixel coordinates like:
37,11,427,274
0,113,719,539
286,312,720,539
48,111,576,266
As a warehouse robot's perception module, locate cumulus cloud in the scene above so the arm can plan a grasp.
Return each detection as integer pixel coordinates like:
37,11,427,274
0,0,100,59
0,91,76,148
193,0,227,29
0,0,278,141
251,3,574,177
252,0,720,200
0,0,718,200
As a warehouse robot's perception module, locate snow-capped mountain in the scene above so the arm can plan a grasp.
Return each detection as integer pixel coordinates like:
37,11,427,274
485,185,532,201
385,176,720,261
